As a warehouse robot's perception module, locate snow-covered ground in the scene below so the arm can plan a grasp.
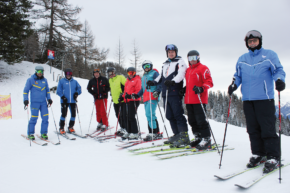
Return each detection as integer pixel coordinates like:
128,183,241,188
0,61,289,193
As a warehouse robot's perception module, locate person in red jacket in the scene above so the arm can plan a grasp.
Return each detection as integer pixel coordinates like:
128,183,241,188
118,67,142,140
179,50,214,150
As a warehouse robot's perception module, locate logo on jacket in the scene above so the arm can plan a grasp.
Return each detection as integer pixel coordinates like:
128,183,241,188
262,55,266,58
35,81,38,84
42,82,45,83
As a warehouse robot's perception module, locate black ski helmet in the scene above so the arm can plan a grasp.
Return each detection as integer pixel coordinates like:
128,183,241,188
187,50,200,63
244,30,262,51
107,67,116,74
165,44,178,58
93,68,101,76
64,68,72,74
127,67,136,72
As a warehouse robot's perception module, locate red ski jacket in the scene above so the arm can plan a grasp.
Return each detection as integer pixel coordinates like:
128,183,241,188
184,62,213,104
123,75,142,103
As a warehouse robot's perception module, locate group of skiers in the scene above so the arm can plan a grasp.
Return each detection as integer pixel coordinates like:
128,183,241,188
23,30,286,174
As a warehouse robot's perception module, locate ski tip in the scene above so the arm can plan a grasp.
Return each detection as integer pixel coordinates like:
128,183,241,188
234,184,248,189
42,143,48,146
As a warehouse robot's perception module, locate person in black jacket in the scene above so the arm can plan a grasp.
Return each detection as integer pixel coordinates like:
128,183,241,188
87,68,110,131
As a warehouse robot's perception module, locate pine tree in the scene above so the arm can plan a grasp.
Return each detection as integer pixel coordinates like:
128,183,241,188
0,0,33,64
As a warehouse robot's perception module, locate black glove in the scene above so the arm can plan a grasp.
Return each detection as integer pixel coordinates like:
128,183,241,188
118,95,124,103
125,93,132,99
47,99,53,106
228,84,237,95
275,79,285,92
73,92,78,100
193,86,204,94
131,93,139,100
164,80,175,87
152,91,160,98
61,96,67,104
147,80,156,86
24,100,29,106
179,87,186,97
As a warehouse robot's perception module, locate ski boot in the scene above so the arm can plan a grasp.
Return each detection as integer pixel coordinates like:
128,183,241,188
246,155,267,168
164,133,180,144
28,134,35,140
195,137,212,150
41,133,48,140
100,125,108,132
115,128,125,136
143,133,157,141
96,123,103,131
59,128,66,135
263,156,280,173
170,131,190,148
190,133,201,147
67,127,75,134
128,133,139,140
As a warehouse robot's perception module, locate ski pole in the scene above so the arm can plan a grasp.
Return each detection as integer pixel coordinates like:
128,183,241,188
133,97,141,140
50,106,61,144
219,95,232,169
278,92,282,183
148,85,154,144
197,93,220,155
26,106,31,147
107,100,112,119
161,87,170,143
115,104,122,139
75,103,83,136
126,98,129,140
102,99,109,135
157,103,169,138
88,102,95,134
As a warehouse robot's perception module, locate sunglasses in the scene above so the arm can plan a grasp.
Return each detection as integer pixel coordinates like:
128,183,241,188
36,70,43,74
143,64,151,69
188,55,199,61
127,71,136,76
65,71,72,76
247,38,259,44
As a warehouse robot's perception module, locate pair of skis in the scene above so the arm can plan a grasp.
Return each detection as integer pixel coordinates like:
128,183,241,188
86,126,114,138
214,161,290,189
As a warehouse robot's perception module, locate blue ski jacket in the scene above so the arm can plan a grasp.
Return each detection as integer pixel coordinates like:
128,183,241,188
138,69,161,102
57,77,82,103
234,48,286,101
23,74,51,103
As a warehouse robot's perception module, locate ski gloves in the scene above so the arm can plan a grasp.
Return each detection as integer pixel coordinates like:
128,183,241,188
276,79,285,92
73,92,78,100
164,80,175,87
228,84,237,95
193,86,204,94
131,93,140,100
179,87,186,97
118,93,124,103
24,100,29,109
153,91,160,98
47,99,53,106
146,80,156,86
61,96,67,104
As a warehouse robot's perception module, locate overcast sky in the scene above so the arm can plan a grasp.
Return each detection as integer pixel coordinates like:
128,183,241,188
56,0,290,102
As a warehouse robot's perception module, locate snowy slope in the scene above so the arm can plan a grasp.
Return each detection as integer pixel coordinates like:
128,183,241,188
0,61,290,193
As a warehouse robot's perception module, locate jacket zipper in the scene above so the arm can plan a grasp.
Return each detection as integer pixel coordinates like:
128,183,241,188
69,80,71,103
264,80,269,99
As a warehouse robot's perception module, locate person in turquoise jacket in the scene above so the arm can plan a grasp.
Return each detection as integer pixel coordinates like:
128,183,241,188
23,66,52,140
133,60,162,141
228,30,286,174
57,68,82,134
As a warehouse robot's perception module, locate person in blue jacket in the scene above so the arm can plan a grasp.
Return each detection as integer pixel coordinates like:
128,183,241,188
228,30,286,173
132,60,162,141
23,66,52,140
57,68,82,134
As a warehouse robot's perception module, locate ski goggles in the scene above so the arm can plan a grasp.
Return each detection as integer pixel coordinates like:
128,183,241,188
188,55,199,61
36,70,43,74
93,68,100,73
108,71,114,75
142,64,151,69
65,71,72,76
165,44,176,51
245,30,262,39
127,71,136,76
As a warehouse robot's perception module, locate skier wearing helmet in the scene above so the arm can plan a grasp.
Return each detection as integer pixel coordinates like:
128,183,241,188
147,44,189,147
107,67,127,136
87,68,110,131
132,60,163,141
228,30,286,173
23,66,52,140
118,67,142,140
56,68,82,135
179,50,213,149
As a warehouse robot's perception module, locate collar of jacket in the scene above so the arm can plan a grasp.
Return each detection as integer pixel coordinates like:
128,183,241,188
94,76,102,80
166,56,181,63
190,62,201,69
64,77,73,82
249,47,263,56
33,73,44,80
128,75,139,81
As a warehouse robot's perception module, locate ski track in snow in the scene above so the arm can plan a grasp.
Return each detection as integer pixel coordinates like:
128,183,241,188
0,61,290,193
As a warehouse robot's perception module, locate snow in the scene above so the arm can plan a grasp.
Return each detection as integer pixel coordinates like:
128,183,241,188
0,61,290,193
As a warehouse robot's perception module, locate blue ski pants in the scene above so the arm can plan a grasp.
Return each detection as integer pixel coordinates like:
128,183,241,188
27,102,49,135
144,100,158,129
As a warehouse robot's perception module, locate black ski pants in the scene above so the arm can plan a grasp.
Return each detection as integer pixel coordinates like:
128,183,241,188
125,101,140,134
186,104,211,138
113,102,126,129
243,100,279,158
60,103,76,128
